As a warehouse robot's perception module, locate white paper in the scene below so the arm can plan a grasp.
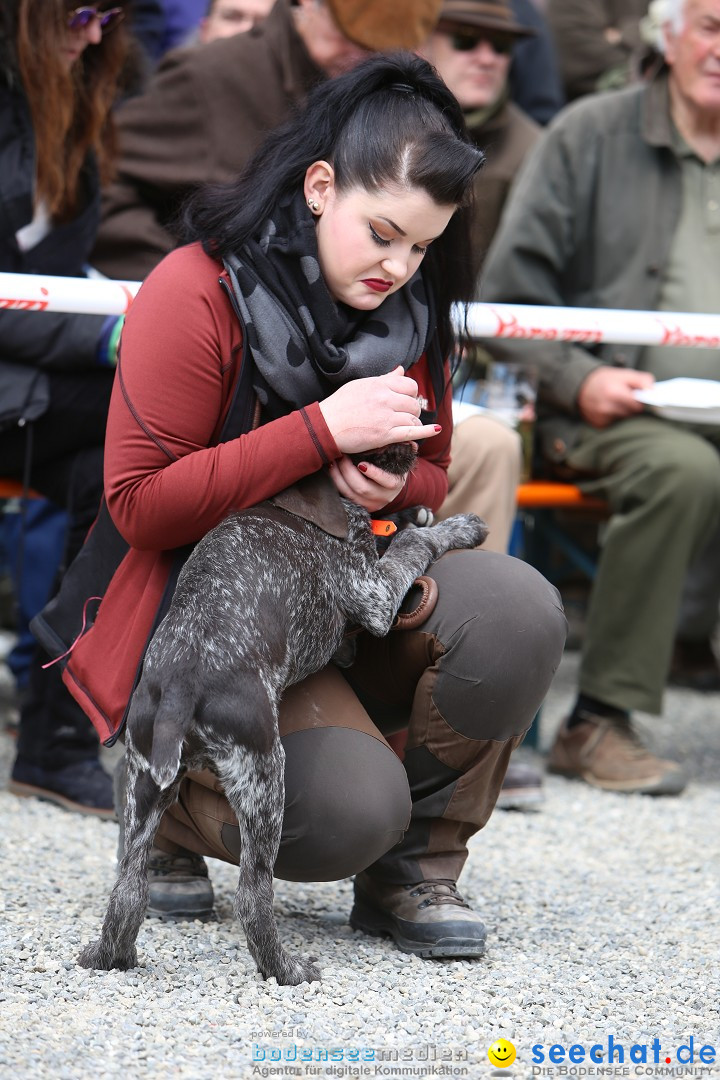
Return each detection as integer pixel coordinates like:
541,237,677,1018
633,377,720,423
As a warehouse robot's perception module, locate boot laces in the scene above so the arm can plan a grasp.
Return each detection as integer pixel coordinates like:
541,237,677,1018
148,851,209,878
408,879,470,908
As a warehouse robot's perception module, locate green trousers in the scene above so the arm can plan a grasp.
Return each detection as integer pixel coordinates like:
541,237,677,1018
564,415,720,714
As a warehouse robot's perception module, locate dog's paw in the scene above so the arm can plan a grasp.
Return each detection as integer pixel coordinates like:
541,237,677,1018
78,940,138,972
433,513,489,550
261,951,321,986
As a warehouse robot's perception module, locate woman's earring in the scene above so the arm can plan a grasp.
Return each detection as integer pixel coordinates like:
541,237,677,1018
307,198,320,213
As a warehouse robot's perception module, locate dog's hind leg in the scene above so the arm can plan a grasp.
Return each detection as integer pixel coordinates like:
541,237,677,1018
78,745,182,971
213,726,320,986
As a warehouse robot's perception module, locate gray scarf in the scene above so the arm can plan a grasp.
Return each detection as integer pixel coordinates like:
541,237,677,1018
224,189,433,419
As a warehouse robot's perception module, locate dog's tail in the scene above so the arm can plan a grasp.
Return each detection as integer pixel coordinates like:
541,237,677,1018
128,668,198,791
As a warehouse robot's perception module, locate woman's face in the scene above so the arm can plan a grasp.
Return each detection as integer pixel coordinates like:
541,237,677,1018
62,5,106,68
308,172,456,310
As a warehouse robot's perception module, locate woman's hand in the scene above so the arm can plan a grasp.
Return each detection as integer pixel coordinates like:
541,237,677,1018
328,454,410,512
319,366,441,454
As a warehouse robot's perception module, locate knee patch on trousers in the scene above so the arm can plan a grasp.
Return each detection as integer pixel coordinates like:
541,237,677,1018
220,727,411,883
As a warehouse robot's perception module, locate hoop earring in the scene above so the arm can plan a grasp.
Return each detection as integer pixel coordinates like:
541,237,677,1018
307,198,320,213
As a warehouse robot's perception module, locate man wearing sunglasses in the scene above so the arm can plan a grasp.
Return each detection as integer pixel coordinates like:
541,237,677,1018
421,0,549,811
421,2,544,260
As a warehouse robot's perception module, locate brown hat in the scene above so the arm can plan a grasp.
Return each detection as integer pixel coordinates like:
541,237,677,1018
436,0,535,39
325,0,443,51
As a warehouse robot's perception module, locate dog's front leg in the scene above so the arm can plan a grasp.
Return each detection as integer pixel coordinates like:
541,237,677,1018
349,514,489,636
78,754,181,971
214,733,320,986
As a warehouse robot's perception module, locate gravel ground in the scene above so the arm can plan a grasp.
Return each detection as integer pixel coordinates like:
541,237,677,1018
1,633,719,1080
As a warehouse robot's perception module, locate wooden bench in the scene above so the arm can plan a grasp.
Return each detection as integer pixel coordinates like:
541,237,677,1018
511,480,609,582
516,480,607,512
511,481,610,748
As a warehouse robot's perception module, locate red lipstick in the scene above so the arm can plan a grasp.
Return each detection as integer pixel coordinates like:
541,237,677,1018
361,279,392,293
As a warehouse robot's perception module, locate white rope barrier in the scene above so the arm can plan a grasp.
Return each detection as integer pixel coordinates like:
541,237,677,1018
0,272,139,316
1,272,720,348
459,302,720,350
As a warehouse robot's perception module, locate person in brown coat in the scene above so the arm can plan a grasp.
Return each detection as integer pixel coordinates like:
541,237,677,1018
91,0,442,280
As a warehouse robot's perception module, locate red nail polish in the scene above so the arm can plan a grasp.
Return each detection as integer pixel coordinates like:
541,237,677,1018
357,463,368,473
434,424,442,432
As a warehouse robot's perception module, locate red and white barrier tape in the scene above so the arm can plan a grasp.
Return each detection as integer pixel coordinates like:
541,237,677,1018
1,272,719,348
0,272,139,316
460,302,720,350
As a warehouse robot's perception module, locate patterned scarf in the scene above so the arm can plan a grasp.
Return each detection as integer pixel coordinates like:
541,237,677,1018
223,189,433,418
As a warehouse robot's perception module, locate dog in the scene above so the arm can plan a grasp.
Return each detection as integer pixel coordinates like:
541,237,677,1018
78,445,488,985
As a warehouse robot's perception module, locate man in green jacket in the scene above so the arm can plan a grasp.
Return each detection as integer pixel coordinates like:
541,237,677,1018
482,0,720,796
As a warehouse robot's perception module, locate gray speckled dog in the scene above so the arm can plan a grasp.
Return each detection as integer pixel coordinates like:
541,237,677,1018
78,446,487,986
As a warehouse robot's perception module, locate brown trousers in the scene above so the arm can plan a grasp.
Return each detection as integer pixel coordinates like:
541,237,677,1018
156,549,566,885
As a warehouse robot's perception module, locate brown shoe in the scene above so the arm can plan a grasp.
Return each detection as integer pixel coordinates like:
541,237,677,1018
496,760,544,811
547,712,687,795
349,872,486,958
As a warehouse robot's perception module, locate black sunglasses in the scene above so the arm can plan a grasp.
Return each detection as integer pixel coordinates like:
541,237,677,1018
449,31,513,55
66,6,124,32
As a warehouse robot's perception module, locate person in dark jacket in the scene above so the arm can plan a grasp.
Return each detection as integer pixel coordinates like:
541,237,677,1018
509,0,565,123
0,0,130,815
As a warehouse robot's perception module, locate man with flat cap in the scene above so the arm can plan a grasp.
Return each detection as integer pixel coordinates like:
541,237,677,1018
91,0,442,280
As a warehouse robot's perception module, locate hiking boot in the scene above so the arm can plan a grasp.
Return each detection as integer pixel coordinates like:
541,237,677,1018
547,712,687,795
496,760,544,811
146,848,215,921
112,755,215,920
668,638,720,692
349,872,486,958
8,756,115,818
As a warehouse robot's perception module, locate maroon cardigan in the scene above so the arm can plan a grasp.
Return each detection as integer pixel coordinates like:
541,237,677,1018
53,243,454,742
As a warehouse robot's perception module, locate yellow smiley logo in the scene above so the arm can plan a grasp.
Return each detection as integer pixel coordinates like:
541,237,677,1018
488,1039,517,1068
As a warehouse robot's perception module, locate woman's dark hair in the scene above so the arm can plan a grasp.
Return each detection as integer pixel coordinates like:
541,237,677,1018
1,0,128,221
184,52,485,361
